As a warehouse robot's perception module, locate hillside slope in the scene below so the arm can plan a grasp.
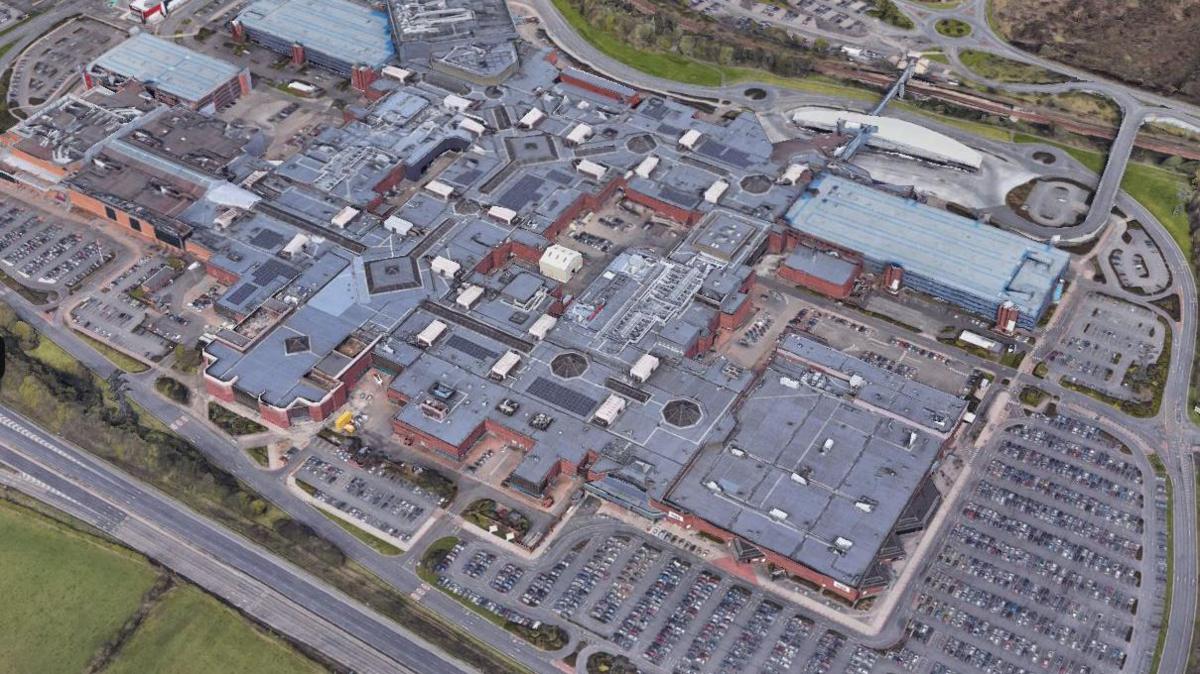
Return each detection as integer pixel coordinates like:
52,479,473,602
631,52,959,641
991,0,1200,104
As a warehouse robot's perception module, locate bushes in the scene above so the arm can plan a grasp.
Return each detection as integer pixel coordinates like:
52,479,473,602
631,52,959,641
867,0,914,29
207,403,267,436
154,377,190,405
0,310,529,674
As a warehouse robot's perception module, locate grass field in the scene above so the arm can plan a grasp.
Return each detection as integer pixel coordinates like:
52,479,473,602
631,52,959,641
105,585,326,674
934,18,971,37
959,49,1070,84
0,499,159,674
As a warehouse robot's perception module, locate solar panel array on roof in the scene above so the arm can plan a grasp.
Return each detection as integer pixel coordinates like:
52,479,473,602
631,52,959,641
527,376,598,417
224,283,257,306
497,175,544,210
249,229,286,250
445,334,499,360
252,258,296,286
697,139,753,169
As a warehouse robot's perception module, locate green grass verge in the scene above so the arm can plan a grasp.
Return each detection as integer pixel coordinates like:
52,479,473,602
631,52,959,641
891,100,1014,142
0,312,530,674
0,498,160,674
1148,455,1173,674
247,445,269,467
1119,162,1193,260
959,49,1070,84
103,585,325,674
934,18,971,37
317,509,403,556
73,329,150,373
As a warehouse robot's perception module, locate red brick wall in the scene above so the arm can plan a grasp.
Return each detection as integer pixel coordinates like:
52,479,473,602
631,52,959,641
258,401,293,429
558,72,640,106
204,375,235,403
391,418,484,461
778,264,857,299
482,419,535,451
204,261,240,286
624,188,700,226
649,498,867,601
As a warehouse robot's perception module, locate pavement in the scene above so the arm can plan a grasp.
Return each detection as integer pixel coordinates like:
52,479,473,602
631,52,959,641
0,0,1194,671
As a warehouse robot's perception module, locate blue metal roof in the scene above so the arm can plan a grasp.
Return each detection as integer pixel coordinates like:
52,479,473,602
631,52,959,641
90,34,243,104
237,0,395,68
785,175,1069,319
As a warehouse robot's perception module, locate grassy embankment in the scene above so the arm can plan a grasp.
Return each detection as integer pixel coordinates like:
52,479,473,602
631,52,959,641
0,306,532,674
0,493,323,674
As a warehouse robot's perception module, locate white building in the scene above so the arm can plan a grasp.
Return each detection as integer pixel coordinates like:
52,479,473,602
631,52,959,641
539,244,583,283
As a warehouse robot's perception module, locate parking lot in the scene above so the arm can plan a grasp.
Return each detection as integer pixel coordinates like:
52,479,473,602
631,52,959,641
694,0,871,38
1046,292,1165,400
1108,224,1171,295
902,413,1154,674
407,407,1161,674
70,255,209,361
9,17,125,109
294,451,442,545
426,524,882,673
0,202,122,299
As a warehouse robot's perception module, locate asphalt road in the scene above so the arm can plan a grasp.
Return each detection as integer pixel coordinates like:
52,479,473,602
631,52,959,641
0,405,474,674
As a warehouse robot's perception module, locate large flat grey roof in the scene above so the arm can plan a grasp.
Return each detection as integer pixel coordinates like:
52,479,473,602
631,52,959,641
237,0,395,67
784,175,1069,319
89,34,242,103
665,352,944,587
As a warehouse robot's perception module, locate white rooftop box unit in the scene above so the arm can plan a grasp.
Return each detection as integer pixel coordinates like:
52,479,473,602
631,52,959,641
443,94,472,112
566,123,593,145
384,215,414,236
703,179,729,204
592,394,627,426
634,155,659,179
539,244,583,283
854,498,875,513
518,108,545,128
779,163,808,185
576,159,606,180
629,353,660,383
833,536,854,551
768,507,789,521
458,117,486,136
821,437,835,453
381,65,413,82
330,205,359,229
487,205,517,224
455,284,483,310
527,313,558,340
430,256,461,279
728,446,745,457
678,128,702,149
416,319,447,348
489,350,521,381
424,180,455,199
790,471,808,485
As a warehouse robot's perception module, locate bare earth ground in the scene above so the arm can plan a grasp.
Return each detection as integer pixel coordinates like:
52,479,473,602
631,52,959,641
991,0,1200,104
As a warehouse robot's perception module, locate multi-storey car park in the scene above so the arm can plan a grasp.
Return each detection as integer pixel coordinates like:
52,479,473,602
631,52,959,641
83,33,252,113
0,0,1079,605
